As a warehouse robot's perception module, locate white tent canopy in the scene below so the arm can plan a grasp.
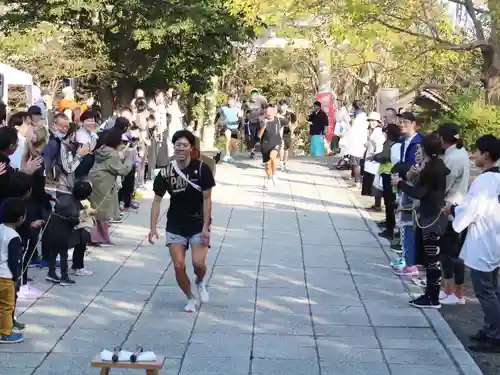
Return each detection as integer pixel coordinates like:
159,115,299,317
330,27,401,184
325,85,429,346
0,62,35,106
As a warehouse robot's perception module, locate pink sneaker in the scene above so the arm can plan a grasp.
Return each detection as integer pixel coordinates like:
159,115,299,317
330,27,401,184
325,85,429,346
393,265,419,276
17,285,43,300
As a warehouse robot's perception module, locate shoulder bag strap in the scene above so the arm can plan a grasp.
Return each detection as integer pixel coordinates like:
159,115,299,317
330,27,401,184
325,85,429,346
171,161,202,192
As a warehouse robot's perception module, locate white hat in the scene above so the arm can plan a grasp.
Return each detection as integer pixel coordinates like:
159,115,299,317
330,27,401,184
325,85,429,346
367,112,382,123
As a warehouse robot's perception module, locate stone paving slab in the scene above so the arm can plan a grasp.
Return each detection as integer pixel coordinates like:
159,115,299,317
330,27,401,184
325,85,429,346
0,157,481,375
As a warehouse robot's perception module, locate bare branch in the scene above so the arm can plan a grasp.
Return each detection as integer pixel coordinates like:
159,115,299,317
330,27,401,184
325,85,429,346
374,18,489,51
447,0,489,14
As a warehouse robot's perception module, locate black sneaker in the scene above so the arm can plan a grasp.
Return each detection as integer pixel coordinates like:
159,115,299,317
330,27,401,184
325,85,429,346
60,276,76,286
376,221,387,228
46,273,60,283
250,152,255,159
378,230,394,240
409,295,441,309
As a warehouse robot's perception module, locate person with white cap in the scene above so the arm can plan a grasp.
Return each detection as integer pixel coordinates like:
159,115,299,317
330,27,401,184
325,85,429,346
361,112,386,209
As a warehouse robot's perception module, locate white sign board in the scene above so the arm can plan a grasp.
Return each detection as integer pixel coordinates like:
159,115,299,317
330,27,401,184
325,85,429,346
376,88,399,113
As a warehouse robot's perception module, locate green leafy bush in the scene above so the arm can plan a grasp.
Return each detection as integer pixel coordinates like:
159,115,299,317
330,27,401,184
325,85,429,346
436,88,500,149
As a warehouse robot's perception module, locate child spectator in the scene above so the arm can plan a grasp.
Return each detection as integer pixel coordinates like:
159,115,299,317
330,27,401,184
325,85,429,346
6,172,35,329
0,198,27,344
69,182,95,276
44,181,92,285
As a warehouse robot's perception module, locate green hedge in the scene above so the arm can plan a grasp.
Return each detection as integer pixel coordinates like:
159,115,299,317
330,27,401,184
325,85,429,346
434,89,500,149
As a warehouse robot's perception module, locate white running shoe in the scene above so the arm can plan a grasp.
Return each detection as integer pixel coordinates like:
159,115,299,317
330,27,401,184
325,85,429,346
222,154,230,162
197,283,209,303
184,298,197,313
440,294,466,305
71,268,94,276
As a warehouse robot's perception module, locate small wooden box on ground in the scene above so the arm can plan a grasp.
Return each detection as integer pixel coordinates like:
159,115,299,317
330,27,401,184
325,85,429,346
91,354,165,375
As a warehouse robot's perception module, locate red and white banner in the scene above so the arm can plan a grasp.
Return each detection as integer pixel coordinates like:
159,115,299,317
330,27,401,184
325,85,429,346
315,92,335,142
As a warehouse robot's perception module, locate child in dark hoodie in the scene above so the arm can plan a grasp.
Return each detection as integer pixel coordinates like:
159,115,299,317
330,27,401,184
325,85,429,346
392,133,450,309
44,180,93,285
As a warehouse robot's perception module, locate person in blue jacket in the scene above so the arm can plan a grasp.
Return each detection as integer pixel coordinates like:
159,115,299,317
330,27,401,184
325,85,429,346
391,112,423,276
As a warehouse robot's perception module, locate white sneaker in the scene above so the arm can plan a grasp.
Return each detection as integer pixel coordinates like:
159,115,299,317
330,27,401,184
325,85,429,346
222,154,230,162
17,285,43,300
264,177,270,190
439,291,449,300
440,294,466,305
184,298,197,313
272,175,278,185
72,268,94,276
197,283,209,303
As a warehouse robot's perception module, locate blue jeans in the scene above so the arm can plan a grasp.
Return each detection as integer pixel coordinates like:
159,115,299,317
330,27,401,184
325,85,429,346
403,225,416,266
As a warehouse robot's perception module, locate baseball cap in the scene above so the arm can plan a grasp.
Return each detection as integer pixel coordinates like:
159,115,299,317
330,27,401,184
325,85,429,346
397,111,417,122
28,105,42,116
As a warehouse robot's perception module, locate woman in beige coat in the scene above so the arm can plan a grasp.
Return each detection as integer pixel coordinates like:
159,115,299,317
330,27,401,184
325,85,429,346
89,130,133,244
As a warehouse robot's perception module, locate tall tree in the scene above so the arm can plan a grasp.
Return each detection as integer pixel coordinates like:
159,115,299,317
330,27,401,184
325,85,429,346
0,0,256,107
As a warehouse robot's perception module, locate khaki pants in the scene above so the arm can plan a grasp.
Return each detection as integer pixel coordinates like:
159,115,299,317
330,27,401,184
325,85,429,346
0,278,15,336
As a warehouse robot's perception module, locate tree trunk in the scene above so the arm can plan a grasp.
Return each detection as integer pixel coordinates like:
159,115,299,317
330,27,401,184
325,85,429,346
482,47,500,106
200,76,218,151
115,78,135,105
98,83,114,118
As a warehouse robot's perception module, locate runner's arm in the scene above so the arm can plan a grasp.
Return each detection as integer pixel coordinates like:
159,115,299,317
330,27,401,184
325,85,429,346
258,120,266,139
151,171,168,231
200,163,216,231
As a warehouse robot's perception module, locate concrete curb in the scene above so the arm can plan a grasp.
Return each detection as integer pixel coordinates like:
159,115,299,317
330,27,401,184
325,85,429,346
339,177,483,375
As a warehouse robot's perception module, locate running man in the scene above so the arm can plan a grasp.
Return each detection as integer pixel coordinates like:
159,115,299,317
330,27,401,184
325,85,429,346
259,104,289,190
214,94,242,163
277,99,297,171
244,88,267,158
148,130,216,313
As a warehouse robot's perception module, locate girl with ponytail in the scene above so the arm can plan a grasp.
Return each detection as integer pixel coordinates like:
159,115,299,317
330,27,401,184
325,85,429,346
392,133,450,308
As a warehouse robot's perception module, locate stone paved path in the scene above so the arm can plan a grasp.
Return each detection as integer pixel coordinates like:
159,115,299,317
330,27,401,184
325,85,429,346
4,158,481,375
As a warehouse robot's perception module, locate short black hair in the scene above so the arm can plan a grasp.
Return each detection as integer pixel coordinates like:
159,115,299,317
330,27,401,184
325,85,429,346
476,135,500,162
313,101,321,107
136,98,148,113
385,108,397,115
72,180,92,201
28,105,42,116
0,126,18,152
80,110,96,123
171,129,196,147
8,111,29,128
7,172,32,199
352,100,363,110
114,117,130,132
104,129,124,149
147,114,156,122
0,197,26,224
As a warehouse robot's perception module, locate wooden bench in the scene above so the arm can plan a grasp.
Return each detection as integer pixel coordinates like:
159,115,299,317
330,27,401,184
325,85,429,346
91,354,165,375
